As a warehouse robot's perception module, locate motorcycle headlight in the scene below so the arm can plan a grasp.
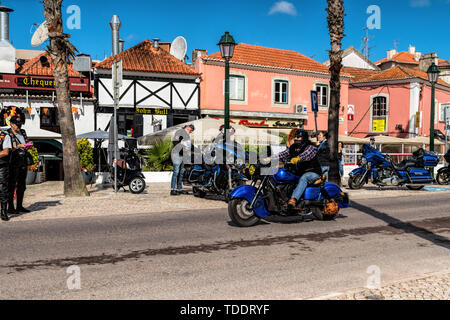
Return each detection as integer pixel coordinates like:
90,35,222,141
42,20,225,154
361,157,368,166
236,158,245,168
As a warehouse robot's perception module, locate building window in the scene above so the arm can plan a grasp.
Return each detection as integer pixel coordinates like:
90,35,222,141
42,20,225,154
230,75,245,101
274,80,289,104
372,96,388,132
439,103,450,122
316,84,328,107
40,107,60,134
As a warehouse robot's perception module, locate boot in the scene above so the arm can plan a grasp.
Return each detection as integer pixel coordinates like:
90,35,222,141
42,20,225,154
1,202,9,222
16,193,30,213
7,201,17,215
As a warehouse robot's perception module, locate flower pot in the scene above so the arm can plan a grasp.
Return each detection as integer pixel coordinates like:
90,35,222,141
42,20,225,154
82,171,95,185
26,171,37,185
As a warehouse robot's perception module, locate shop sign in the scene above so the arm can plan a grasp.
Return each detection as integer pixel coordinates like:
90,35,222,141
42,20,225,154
0,74,90,92
235,119,269,127
272,120,302,128
136,107,170,115
372,119,386,132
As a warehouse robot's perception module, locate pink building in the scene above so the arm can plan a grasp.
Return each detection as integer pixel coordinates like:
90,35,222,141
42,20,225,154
345,66,450,150
194,43,351,134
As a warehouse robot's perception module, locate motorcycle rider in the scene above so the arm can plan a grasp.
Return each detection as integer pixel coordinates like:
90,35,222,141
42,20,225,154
271,129,322,208
0,128,12,221
4,115,32,214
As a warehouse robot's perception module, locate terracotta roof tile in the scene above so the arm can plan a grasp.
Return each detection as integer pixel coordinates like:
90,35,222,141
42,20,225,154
95,40,199,76
342,67,380,82
353,66,450,87
18,52,82,77
375,51,419,65
202,43,349,76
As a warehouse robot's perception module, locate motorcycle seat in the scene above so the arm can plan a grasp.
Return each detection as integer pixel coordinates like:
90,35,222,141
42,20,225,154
394,160,418,171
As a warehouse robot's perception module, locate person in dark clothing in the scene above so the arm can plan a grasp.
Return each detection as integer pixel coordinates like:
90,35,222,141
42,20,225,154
3,115,32,214
171,124,195,196
316,131,331,181
272,129,322,208
338,142,344,177
0,129,11,221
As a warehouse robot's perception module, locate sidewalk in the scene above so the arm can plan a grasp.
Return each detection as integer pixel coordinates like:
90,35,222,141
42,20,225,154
312,270,450,300
2,181,450,222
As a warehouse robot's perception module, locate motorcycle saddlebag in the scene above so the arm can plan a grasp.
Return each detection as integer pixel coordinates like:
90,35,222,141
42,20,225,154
407,167,433,183
422,155,439,167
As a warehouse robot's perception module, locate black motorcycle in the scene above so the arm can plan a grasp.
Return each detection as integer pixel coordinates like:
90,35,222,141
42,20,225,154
436,150,450,185
110,148,146,194
183,141,248,200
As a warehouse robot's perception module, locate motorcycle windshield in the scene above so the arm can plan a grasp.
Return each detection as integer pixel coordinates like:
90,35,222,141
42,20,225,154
363,144,385,164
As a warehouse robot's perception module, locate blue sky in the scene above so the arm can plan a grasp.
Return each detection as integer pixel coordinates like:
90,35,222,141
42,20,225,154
7,0,450,63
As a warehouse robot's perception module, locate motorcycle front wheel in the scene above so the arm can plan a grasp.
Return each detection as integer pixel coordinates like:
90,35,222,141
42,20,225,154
129,177,146,194
228,198,260,227
348,174,365,190
436,171,450,185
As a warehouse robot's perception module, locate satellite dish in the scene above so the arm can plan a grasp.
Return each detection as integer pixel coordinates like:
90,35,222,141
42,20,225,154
31,21,49,47
170,36,187,61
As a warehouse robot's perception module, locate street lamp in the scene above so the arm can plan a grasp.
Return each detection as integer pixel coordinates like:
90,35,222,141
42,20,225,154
427,62,440,154
218,31,236,142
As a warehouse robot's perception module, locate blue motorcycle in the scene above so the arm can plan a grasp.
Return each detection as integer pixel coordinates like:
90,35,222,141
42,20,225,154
228,163,349,227
183,141,248,200
348,145,439,191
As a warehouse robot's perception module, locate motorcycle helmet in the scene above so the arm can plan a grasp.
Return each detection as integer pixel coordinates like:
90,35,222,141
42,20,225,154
294,129,309,141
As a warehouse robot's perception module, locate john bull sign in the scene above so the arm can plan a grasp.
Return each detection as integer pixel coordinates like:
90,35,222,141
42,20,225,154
0,74,90,92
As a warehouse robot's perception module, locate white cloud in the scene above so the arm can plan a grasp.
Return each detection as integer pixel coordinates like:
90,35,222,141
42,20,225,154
409,0,431,7
268,1,298,16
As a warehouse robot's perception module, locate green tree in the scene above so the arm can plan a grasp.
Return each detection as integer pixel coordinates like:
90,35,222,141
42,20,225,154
144,139,174,172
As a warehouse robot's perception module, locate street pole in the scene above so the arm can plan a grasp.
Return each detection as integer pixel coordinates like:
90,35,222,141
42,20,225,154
224,58,230,144
445,106,448,154
430,82,436,154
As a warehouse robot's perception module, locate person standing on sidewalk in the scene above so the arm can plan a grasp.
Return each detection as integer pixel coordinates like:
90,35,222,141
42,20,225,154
171,124,195,196
4,115,32,215
316,131,331,181
0,129,12,221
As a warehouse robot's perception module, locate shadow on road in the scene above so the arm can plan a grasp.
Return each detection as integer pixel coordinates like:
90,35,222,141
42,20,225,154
351,200,450,250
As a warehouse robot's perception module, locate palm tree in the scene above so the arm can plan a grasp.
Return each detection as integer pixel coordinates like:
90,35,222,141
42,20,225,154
43,0,89,196
326,0,345,186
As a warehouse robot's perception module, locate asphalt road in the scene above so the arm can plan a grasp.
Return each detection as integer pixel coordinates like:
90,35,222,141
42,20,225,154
0,192,449,299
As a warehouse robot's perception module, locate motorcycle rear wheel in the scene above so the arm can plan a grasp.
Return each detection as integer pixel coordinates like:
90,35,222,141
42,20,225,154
228,198,260,227
406,185,424,191
311,207,336,221
436,171,450,185
129,177,146,194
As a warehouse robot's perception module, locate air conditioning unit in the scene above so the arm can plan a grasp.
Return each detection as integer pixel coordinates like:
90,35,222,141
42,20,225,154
294,104,307,114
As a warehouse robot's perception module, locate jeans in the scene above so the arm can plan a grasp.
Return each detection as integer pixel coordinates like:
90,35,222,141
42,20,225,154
292,172,321,200
338,161,344,177
171,162,184,191
321,166,330,181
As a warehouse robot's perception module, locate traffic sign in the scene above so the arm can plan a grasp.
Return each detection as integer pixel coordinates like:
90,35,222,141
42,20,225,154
311,90,319,113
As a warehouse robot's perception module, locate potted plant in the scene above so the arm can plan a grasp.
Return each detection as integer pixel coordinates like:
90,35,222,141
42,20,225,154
26,146,40,185
77,138,95,185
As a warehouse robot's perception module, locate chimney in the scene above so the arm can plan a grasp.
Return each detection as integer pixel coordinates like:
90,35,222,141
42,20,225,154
192,49,207,64
153,38,160,50
387,49,397,60
419,52,439,73
159,42,171,52
408,45,415,55
414,51,422,62
0,1,15,74
119,39,124,53
109,15,121,56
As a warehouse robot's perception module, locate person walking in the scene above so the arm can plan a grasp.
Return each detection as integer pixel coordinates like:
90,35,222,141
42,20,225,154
4,115,32,214
338,142,344,177
316,131,331,181
171,124,195,196
0,128,12,221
